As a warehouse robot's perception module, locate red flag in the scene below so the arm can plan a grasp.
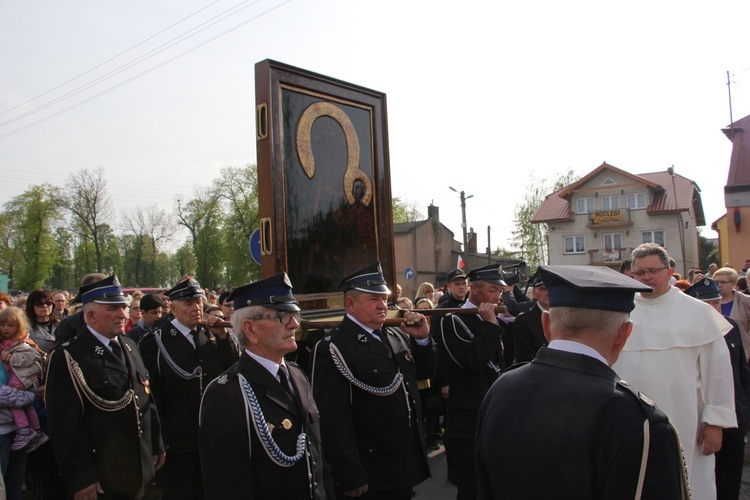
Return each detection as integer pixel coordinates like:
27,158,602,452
457,255,465,270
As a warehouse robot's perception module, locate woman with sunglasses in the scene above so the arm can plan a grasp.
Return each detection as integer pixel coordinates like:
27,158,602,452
24,290,58,353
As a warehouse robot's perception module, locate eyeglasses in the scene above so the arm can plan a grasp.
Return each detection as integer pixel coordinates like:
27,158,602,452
250,311,302,325
632,268,668,278
34,300,53,307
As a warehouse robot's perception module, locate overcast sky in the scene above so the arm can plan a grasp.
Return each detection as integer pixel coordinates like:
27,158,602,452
2,1,750,267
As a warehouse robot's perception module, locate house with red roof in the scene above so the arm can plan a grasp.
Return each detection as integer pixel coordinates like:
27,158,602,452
531,162,705,276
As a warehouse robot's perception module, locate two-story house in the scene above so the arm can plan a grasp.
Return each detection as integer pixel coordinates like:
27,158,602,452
532,162,705,276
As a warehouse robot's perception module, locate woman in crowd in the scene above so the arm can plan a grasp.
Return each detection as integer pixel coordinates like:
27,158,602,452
414,282,435,303
713,267,750,348
24,290,57,354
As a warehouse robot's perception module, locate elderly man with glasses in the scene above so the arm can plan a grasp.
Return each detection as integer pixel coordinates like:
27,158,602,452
199,273,333,499
614,243,736,500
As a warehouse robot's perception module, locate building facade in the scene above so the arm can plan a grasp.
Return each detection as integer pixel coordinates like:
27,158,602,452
532,162,705,276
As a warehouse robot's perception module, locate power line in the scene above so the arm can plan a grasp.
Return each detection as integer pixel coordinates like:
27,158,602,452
0,0,261,129
0,0,293,140
0,0,224,117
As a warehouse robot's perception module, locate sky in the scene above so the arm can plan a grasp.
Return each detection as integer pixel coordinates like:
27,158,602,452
2,1,750,265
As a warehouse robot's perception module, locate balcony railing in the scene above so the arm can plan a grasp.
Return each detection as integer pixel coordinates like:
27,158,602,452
587,208,633,228
588,247,634,265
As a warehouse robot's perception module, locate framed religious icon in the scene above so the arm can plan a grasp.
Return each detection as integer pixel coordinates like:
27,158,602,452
255,60,395,310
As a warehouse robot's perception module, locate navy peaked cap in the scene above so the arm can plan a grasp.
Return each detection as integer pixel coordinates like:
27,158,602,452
539,265,651,313
467,264,507,286
79,275,127,305
167,278,204,301
227,272,300,312
447,269,467,282
685,278,721,302
339,262,391,294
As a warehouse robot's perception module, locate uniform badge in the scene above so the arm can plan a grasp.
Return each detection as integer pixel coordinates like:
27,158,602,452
94,346,105,357
170,329,178,337
268,423,275,433
216,374,228,385
324,335,331,341
142,379,151,394
124,343,132,352
357,333,367,343
404,349,412,362
281,419,292,430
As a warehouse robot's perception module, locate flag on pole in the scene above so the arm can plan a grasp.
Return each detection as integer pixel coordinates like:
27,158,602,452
457,255,465,270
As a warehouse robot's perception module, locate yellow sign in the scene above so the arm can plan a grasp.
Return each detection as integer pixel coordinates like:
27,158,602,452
593,210,622,223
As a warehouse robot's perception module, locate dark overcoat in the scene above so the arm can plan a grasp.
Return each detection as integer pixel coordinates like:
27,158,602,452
46,330,164,497
475,347,689,499
512,305,547,363
138,320,238,455
311,316,432,493
199,352,332,499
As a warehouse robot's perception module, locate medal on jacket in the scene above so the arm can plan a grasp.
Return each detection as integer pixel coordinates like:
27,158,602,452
281,418,292,430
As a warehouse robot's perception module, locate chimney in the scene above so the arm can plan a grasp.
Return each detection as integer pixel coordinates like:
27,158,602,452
467,227,477,253
427,204,439,221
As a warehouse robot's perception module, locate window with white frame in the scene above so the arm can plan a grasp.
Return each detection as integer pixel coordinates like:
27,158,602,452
600,195,620,210
603,233,622,252
641,230,665,246
576,197,594,214
627,193,647,209
564,235,586,254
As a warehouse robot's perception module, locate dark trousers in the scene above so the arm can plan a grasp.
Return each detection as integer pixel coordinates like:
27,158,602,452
444,436,476,500
715,424,747,500
336,487,412,500
158,450,204,500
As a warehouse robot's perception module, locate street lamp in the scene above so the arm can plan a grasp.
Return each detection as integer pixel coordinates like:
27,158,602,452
449,186,474,257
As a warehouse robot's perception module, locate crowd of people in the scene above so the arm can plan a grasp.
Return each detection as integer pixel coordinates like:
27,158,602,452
0,246,748,499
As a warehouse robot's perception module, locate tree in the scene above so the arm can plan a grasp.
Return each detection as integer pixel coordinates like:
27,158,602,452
698,228,718,271
511,169,579,269
392,197,423,223
3,184,63,289
122,205,175,286
0,211,23,289
176,189,224,289
64,167,114,273
213,165,260,285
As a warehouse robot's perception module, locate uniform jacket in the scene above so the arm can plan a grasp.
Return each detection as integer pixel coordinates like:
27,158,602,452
311,316,432,493
199,352,333,500
476,347,688,499
139,319,238,455
512,304,547,363
436,311,504,439
45,330,164,497
127,318,154,344
431,293,466,389
723,317,750,426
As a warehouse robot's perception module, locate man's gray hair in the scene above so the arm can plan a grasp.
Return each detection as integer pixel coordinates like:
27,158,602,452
549,307,629,339
631,243,670,269
231,305,266,347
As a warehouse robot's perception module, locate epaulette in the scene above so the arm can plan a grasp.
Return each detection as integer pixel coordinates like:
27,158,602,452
616,379,667,424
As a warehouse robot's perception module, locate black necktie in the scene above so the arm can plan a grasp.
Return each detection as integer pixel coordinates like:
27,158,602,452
278,364,295,398
189,330,199,348
372,328,385,343
110,340,125,364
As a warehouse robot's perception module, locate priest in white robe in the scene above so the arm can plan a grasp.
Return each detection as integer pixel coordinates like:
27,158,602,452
614,243,736,500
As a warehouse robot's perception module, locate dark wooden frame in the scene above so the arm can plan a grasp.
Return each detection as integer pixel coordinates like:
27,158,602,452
255,60,395,309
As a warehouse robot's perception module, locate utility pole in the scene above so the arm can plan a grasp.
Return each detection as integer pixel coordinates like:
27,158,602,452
668,165,687,276
449,186,473,258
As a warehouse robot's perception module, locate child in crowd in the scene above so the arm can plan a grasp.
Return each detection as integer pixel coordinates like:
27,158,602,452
0,307,47,452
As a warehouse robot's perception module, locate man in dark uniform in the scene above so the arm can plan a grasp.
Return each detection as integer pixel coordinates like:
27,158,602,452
435,263,507,500
437,269,469,308
476,265,690,499
199,273,333,499
139,278,238,500
512,271,549,363
312,262,433,500
46,275,165,499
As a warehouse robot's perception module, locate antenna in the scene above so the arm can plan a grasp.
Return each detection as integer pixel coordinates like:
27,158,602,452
728,70,735,137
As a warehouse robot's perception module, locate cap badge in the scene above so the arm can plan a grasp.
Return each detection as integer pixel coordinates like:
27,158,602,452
281,418,292,430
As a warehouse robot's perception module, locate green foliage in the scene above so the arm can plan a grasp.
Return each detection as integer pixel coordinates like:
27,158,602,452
214,164,260,285
698,228,718,271
511,169,580,269
392,197,423,223
177,189,224,289
3,184,63,290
